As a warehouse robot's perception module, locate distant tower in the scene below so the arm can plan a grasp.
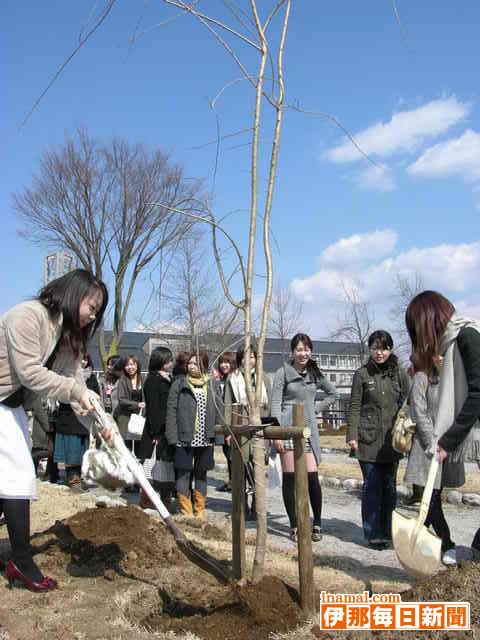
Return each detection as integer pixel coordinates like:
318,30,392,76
44,251,77,285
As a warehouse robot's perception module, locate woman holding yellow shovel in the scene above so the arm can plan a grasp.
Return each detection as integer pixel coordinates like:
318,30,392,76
406,290,480,558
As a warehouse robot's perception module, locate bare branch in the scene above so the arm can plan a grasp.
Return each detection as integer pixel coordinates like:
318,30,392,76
20,0,118,128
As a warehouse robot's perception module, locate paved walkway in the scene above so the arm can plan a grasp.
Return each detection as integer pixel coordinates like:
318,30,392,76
204,469,479,590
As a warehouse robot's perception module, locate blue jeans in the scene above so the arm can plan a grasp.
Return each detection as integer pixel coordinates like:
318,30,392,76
359,461,398,542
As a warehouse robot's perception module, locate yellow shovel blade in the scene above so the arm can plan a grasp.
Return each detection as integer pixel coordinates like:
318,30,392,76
392,510,442,578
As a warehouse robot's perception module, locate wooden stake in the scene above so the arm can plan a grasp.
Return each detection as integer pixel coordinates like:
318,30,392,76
231,404,246,580
293,403,315,616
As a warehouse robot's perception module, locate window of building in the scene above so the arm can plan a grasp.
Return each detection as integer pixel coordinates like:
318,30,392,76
330,373,337,382
330,356,337,367
320,355,329,367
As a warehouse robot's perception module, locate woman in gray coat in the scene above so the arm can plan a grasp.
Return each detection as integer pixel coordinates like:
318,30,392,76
271,333,338,542
405,358,464,565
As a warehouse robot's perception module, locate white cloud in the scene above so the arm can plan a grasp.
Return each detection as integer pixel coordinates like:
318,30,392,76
291,236,480,337
407,129,480,182
321,229,398,266
326,96,470,163
353,165,396,191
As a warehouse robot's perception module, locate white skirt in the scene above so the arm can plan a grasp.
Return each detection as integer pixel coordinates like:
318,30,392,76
0,404,37,500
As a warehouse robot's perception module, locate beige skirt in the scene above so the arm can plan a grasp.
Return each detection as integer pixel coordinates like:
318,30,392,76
0,404,36,500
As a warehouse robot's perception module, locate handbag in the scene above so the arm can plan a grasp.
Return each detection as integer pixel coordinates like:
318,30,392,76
392,390,416,455
126,408,145,440
152,457,175,483
142,446,156,480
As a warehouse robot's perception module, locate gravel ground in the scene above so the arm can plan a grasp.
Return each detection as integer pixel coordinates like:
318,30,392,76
204,466,480,592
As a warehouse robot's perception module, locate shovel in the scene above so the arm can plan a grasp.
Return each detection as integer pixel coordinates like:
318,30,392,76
90,395,231,583
392,454,442,578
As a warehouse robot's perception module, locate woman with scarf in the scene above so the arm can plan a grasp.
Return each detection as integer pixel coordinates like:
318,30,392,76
166,351,216,519
272,333,338,543
101,355,124,414
347,330,409,549
224,346,272,521
54,353,100,490
406,290,480,557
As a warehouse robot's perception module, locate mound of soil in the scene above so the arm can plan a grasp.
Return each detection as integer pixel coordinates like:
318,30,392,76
34,505,183,578
142,575,300,640
27,506,301,640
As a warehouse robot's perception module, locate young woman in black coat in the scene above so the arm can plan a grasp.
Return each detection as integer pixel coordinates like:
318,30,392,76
138,347,174,510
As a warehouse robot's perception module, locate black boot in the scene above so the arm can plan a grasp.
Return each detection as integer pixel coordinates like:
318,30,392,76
2,499,43,582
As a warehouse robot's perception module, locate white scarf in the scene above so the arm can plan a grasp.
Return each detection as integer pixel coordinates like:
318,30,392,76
433,313,480,461
228,369,268,408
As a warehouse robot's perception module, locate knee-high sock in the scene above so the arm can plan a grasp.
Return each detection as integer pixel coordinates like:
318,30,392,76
2,498,43,581
308,472,322,527
282,472,296,528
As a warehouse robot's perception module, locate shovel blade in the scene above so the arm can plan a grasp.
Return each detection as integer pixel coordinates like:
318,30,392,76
392,511,442,578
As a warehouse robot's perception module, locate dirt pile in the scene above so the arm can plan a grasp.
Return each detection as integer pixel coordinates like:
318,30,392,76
142,575,301,640
32,505,183,578
24,506,301,639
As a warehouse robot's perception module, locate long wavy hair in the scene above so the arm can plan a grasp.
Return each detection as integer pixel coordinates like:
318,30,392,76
38,269,108,359
406,291,455,378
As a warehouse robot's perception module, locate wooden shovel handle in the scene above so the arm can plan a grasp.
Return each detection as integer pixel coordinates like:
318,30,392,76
417,455,440,528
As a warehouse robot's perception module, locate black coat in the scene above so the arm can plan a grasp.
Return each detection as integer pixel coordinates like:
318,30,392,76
138,373,172,460
113,375,143,437
55,373,99,436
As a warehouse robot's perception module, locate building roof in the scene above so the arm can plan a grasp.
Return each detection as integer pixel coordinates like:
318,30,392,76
88,330,361,372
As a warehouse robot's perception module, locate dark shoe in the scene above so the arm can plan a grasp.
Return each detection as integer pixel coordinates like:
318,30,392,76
289,528,297,543
312,525,323,542
6,561,57,593
218,482,231,493
245,508,257,522
368,539,387,550
404,495,421,506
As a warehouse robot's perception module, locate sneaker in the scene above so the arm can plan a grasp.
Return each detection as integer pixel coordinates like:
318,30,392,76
312,526,323,542
289,528,297,543
442,548,457,566
368,539,387,550
218,482,231,493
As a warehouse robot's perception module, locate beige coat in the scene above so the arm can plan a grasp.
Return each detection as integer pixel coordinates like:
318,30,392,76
0,300,85,406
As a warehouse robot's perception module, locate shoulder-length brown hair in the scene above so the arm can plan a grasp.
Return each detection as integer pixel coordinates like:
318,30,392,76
123,355,142,387
405,291,455,377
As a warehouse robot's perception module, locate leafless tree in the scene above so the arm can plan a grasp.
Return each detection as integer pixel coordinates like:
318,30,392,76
330,281,375,361
389,271,425,363
270,283,306,358
162,229,240,346
13,129,203,363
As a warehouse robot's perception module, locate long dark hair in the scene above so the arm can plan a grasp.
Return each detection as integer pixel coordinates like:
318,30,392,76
38,269,108,359
406,291,455,378
173,351,189,378
290,333,324,382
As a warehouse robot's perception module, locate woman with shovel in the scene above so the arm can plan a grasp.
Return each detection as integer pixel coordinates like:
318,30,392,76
404,353,464,566
0,269,111,592
406,290,480,557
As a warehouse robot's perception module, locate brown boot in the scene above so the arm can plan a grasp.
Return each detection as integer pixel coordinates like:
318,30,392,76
177,493,194,516
139,489,155,510
193,489,206,520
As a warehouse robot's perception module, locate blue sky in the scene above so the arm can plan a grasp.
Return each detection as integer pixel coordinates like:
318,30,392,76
2,1,479,338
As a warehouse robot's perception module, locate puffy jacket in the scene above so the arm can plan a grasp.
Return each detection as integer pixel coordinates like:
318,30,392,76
347,357,409,463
